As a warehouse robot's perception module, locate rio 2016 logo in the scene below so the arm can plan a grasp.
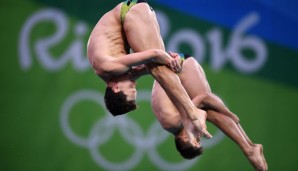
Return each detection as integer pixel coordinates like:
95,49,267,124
18,8,267,74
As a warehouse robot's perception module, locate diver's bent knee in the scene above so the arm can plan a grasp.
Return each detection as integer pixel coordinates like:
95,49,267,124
223,112,240,124
192,93,210,107
231,114,240,124
200,92,213,101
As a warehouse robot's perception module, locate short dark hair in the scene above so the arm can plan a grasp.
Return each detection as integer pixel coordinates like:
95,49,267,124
104,87,137,116
175,133,203,159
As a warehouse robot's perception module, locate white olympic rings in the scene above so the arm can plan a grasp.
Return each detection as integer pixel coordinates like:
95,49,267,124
60,90,225,171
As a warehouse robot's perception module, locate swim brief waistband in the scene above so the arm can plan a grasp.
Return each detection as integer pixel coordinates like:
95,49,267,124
121,0,148,24
176,53,191,72
179,53,191,60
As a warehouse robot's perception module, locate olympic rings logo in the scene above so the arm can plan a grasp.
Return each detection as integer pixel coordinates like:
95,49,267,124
60,90,225,171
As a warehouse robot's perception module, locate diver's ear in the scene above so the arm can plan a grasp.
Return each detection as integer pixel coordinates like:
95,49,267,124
111,84,120,93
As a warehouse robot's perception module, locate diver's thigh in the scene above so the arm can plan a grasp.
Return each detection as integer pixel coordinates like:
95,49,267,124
124,3,163,51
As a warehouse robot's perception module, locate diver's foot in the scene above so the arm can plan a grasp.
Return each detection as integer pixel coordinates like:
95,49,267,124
246,144,268,171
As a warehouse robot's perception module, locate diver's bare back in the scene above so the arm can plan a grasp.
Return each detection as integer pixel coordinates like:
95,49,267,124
87,3,126,81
